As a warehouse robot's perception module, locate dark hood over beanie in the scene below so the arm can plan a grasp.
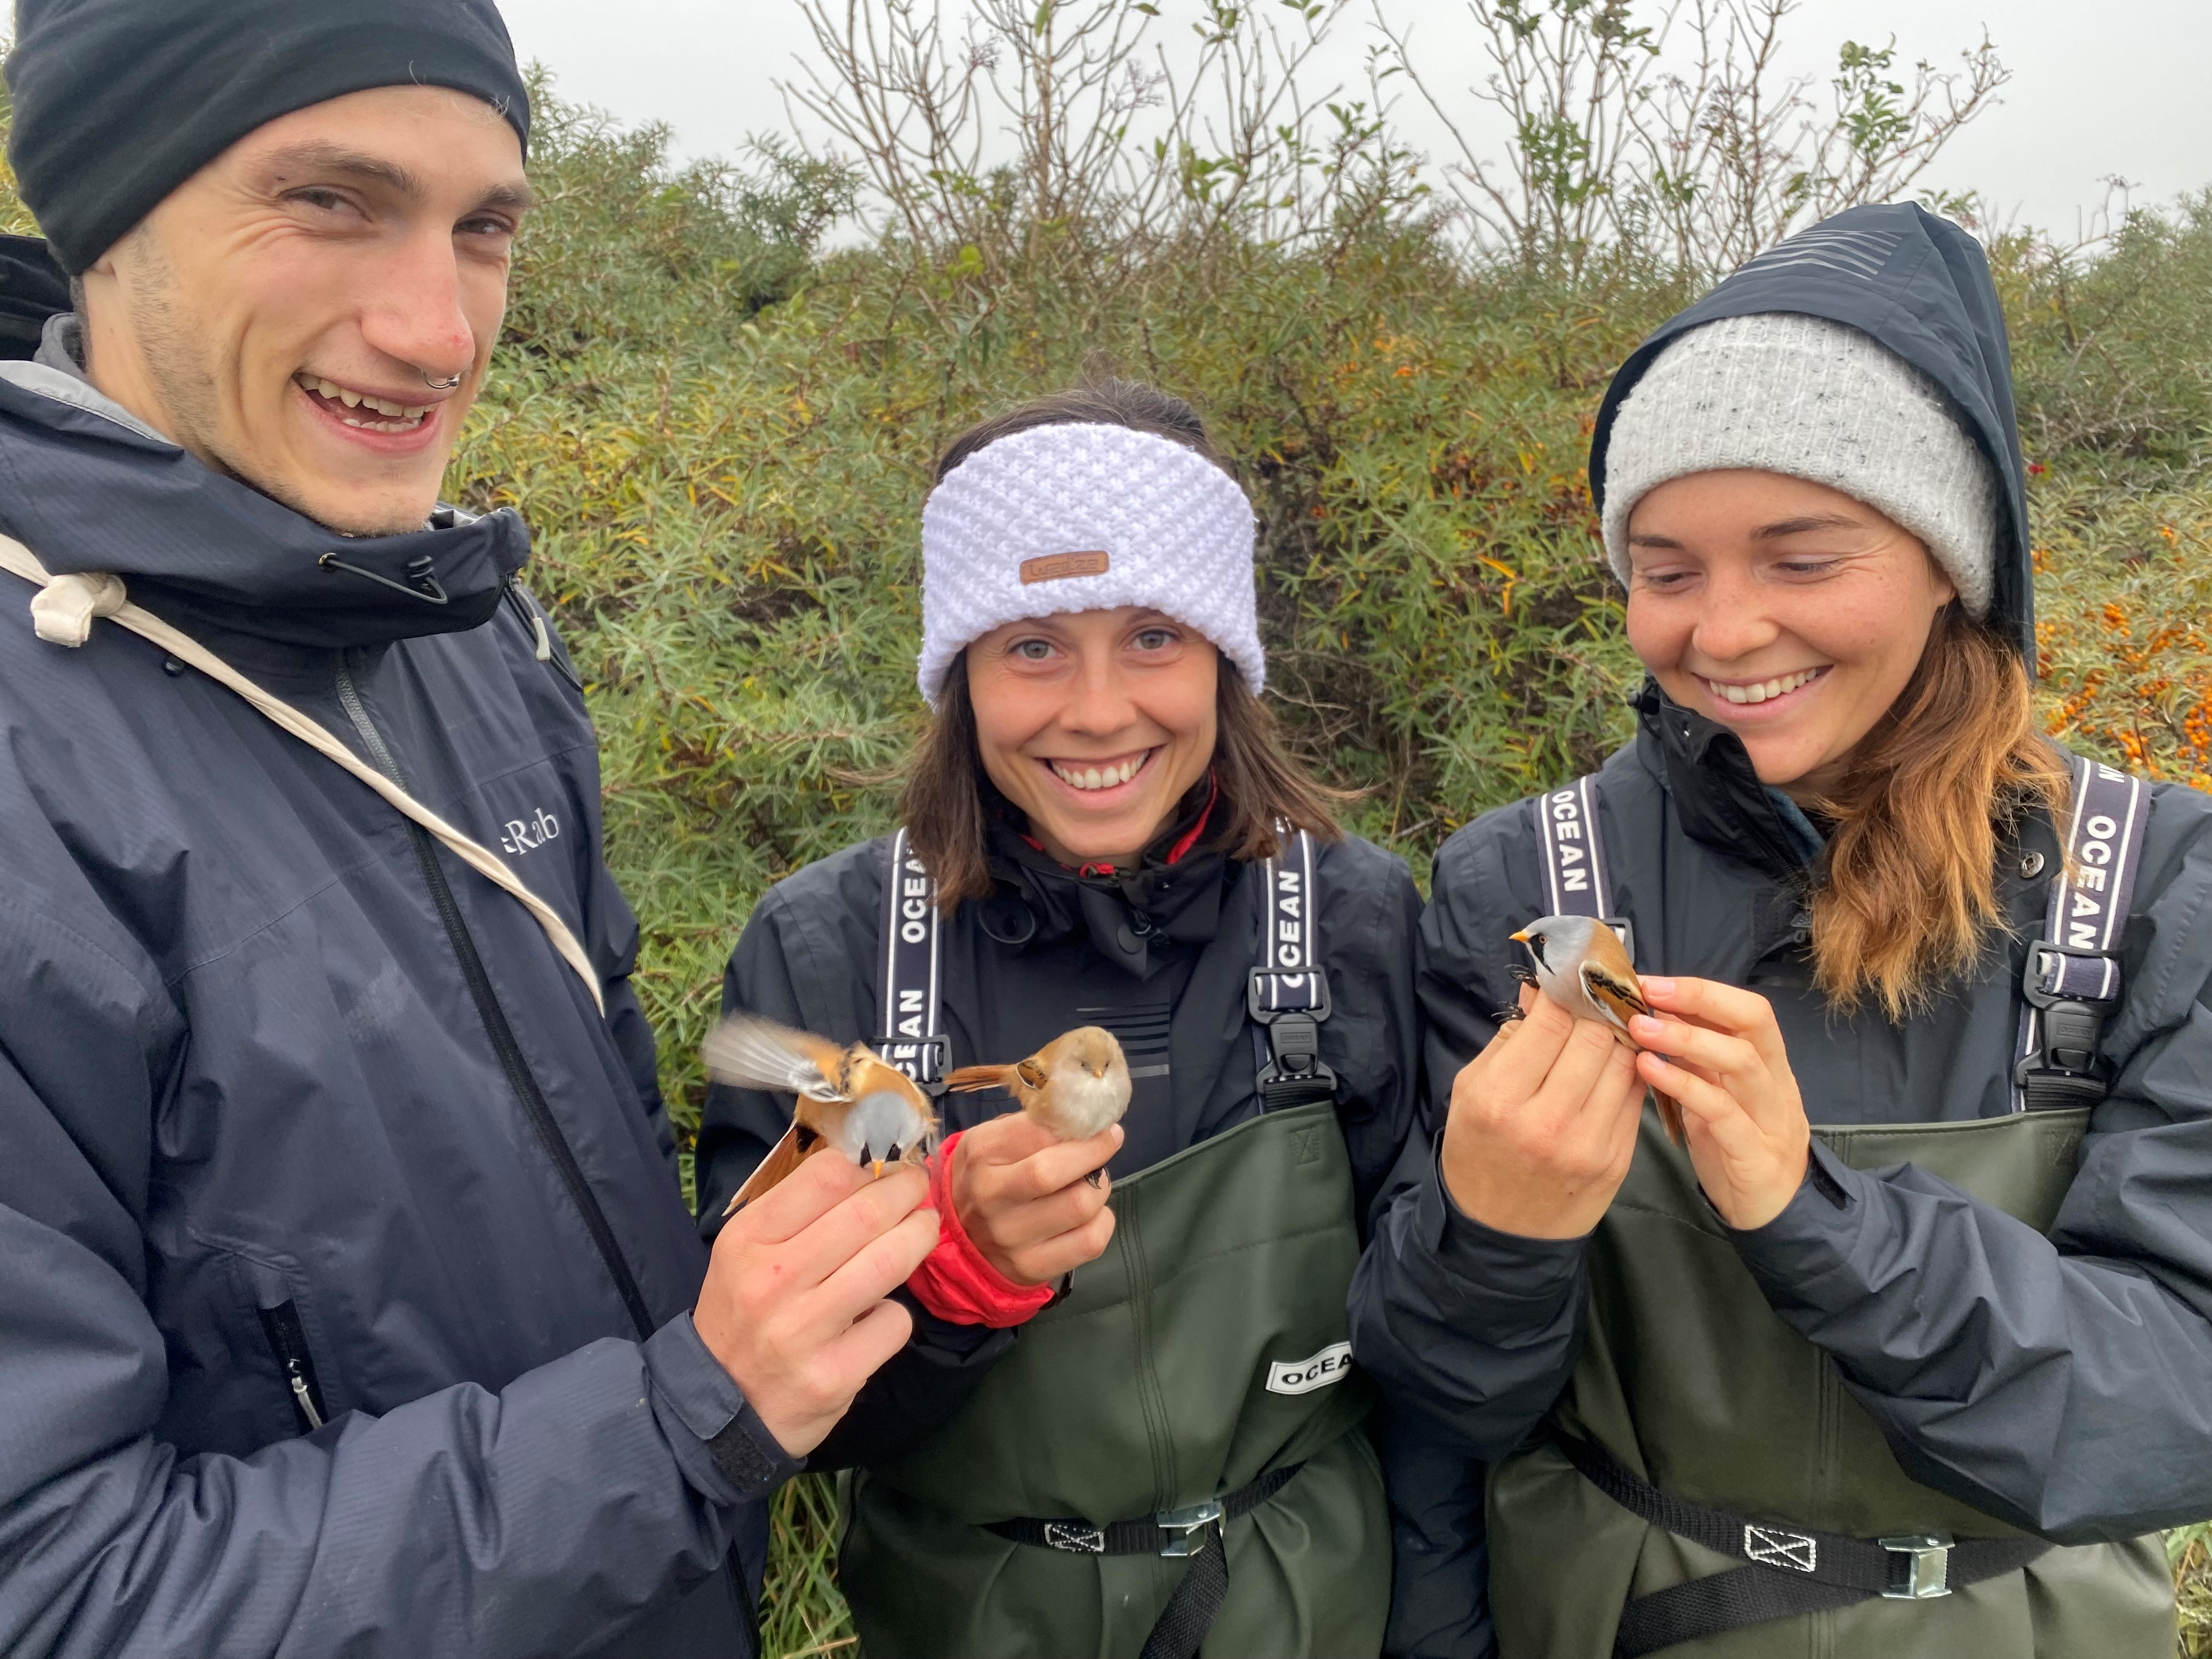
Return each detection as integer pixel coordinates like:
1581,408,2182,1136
6,0,532,274
1589,203,2035,665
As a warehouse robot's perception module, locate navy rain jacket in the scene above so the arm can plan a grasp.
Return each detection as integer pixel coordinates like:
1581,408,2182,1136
0,324,792,1658
1351,204,2212,1651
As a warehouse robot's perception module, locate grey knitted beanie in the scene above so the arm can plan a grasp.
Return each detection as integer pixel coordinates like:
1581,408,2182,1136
1601,312,1997,617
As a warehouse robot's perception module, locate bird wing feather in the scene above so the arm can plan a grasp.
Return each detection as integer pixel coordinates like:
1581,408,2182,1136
703,1015,848,1101
720,1119,822,1217
1579,960,1651,1034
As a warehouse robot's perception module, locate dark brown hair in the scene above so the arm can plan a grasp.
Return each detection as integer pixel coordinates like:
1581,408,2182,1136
1804,605,2073,1018
897,379,1346,905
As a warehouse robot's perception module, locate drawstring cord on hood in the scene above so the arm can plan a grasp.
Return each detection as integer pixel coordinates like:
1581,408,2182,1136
0,537,605,1014
318,549,450,605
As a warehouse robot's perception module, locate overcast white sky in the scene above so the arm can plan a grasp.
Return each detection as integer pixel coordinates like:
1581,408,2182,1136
501,0,2209,239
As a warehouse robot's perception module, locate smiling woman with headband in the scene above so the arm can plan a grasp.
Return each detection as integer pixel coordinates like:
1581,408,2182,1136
1352,204,2212,1658
697,379,1429,1659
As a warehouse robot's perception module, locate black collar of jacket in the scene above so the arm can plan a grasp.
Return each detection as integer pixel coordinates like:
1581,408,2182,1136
981,791,1230,980
1634,677,1820,887
0,364,527,652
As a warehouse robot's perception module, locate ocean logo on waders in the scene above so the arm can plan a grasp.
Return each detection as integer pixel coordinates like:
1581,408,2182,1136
1265,1341,1353,1395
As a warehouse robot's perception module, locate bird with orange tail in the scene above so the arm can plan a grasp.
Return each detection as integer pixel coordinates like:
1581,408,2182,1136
946,1025,1132,1184
1510,916,1684,1144
706,1014,940,1217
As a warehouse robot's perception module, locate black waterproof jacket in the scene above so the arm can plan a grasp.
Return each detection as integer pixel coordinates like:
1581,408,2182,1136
695,821,1425,1469
0,324,791,1658
1350,204,2212,1654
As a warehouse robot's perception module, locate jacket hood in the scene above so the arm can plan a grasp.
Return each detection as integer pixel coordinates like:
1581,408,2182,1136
1590,203,2034,664
0,342,527,652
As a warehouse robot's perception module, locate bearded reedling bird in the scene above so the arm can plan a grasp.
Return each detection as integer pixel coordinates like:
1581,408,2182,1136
945,1026,1132,1186
1511,916,1684,1144
706,1015,940,1218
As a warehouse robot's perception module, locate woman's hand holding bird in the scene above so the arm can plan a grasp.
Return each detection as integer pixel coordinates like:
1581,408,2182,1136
1629,978,1810,1231
951,1111,1122,1286
1440,983,1644,1239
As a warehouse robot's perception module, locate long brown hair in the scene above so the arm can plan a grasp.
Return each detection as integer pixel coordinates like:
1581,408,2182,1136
896,379,1347,905
1804,605,2073,1019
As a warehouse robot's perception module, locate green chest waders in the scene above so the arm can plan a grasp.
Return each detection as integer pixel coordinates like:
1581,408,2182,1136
839,833,1391,1659
1489,759,2177,1659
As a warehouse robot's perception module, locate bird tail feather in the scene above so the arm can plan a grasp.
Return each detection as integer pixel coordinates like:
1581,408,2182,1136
945,1064,1012,1093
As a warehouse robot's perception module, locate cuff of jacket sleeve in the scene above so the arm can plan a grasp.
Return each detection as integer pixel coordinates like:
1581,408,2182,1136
1417,1140,1588,1329
644,1312,803,1503
906,1130,1058,1329
1724,1139,1875,1314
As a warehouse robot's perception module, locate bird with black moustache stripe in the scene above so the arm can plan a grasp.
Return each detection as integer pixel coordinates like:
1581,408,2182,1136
1511,915,1684,1144
707,1015,940,1217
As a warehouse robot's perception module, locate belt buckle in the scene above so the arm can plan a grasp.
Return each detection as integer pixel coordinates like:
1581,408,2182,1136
1154,1498,1224,1557
1880,1533,1954,1599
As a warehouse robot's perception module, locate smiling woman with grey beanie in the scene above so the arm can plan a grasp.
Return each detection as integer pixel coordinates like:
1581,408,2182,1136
697,379,1432,1659
1353,203,2212,1659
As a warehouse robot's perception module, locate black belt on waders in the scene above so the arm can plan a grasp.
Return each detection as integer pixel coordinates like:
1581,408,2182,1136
984,1462,1305,1659
1555,1432,2051,1658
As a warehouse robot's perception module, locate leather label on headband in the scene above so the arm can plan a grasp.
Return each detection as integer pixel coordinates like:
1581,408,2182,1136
1019,550,1110,584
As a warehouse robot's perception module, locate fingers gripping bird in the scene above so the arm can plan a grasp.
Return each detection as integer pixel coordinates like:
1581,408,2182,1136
706,1015,940,1218
946,1026,1132,1186
1511,916,1684,1144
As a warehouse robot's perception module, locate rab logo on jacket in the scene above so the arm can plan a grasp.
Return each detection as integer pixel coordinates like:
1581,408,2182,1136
1266,1341,1353,1396
501,808,561,856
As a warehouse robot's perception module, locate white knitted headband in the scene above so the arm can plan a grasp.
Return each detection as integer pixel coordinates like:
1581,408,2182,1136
917,421,1263,706
1602,312,1998,617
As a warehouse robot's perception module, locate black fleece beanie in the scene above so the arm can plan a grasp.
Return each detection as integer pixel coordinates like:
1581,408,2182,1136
6,0,532,273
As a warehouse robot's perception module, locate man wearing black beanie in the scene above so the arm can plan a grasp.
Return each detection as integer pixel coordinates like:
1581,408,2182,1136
0,5,940,1657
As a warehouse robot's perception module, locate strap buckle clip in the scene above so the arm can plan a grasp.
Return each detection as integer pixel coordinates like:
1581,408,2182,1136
2016,939,2121,1093
1249,970,1337,1104
868,1034,949,1098
1880,1533,1954,1599
1154,1498,1224,1557
2019,939,2122,1015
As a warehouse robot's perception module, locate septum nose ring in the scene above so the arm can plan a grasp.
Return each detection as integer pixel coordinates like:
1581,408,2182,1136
422,369,464,391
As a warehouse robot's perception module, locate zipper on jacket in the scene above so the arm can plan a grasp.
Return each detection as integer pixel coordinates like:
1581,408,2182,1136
258,1300,329,1432
334,658,657,1342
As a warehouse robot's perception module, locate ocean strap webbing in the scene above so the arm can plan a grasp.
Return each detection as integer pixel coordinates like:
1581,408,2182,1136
2014,753,2152,1112
0,536,604,1013
1535,773,1635,962
1249,826,1336,1109
876,826,947,1094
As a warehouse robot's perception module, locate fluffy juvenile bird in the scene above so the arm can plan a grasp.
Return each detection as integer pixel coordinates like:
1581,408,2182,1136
706,1015,940,1217
946,1026,1132,1184
1511,916,1683,1144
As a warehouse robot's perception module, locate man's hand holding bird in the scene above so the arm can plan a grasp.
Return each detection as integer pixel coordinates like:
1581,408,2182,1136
692,1140,939,1457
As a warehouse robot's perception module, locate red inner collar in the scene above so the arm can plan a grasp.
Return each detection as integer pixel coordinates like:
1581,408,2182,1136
1018,772,1219,877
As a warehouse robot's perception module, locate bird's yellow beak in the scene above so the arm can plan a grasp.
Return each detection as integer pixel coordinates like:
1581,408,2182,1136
1509,929,1531,944
871,1158,886,1179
